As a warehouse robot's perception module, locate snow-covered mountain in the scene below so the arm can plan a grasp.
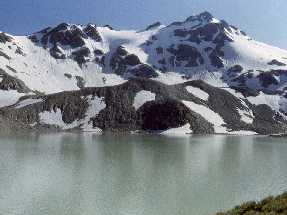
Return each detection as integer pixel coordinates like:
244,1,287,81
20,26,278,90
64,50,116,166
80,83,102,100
1,11,287,134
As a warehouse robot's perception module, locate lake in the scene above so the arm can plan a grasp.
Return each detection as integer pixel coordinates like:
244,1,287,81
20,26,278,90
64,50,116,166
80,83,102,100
0,133,287,215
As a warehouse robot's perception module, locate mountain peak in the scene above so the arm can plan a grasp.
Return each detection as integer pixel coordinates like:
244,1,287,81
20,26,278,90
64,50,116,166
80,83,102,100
185,11,214,23
145,22,162,31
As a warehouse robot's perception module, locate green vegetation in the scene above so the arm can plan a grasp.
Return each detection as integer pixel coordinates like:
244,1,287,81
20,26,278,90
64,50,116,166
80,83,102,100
216,192,287,215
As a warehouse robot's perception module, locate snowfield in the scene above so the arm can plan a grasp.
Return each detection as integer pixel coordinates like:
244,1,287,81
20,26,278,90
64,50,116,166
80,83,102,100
237,108,254,124
186,86,209,101
0,90,26,108
160,124,193,136
133,90,156,110
16,98,43,109
182,100,227,133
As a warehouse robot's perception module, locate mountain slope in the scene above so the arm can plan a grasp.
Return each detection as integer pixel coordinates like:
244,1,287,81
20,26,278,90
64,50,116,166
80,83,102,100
0,12,287,134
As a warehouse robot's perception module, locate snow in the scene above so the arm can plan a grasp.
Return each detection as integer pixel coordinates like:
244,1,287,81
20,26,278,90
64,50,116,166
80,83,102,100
153,72,188,85
0,35,127,95
39,95,106,131
186,86,209,101
237,108,254,124
133,90,156,110
182,100,227,133
160,123,193,136
182,100,258,134
16,98,42,109
0,90,26,108
0,15,286,96
247,92,282,112
81,95,106,131
225,34,287,71
39,108,72,129
228,130,258,135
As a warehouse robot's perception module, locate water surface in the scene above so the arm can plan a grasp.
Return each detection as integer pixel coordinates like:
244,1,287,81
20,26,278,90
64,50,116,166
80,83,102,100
0,133,287,215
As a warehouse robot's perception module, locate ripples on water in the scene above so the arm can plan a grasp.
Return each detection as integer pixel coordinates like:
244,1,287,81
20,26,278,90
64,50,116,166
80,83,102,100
0,133,287,215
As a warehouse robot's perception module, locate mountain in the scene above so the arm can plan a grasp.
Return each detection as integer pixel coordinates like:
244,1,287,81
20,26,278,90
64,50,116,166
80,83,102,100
0,11,287,134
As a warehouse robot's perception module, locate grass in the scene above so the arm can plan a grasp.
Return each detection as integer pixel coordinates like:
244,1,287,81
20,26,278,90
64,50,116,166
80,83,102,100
216,192,287,215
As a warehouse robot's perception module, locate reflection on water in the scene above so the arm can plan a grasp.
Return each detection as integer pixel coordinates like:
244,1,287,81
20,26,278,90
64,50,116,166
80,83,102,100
0,133,287,215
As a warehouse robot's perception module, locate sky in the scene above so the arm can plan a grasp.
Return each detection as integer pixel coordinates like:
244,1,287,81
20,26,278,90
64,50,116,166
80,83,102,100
0,0,286,49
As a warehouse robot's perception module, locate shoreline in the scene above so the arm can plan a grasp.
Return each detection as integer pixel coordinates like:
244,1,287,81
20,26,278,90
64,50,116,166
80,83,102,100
216,192,287,215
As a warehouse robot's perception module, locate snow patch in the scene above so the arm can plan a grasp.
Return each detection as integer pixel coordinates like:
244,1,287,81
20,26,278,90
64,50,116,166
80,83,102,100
39,108,74,129
39,96,106,131
0,90,26,108
160,123,193,136
81,96,106,131
247,92,282,112
133,90,156,110
16,98,42,109
228,130,258,135
182,100,227,133
186,86,209,101
237,108,254,124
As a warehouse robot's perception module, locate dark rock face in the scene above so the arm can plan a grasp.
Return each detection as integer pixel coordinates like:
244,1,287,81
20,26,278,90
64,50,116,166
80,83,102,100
0,69,30,93
110,46,130,75
15,47,25,56
124,54,141,66
28,35,39,43
209,50,224,68
64,73,72,79
167,44,204,67
143,12,237,72
139,99,192,130
127,64,158,78
110,46,148,76
226,65,243,78
94,49,104,56
225,69,287,96
208,34,232,68
0,50,11,60
6,65,17,73
174,23,219,43
252,104,287,134
156,47,163,54
185,11,214,23
258,72,279,88
83,24,102,42
173,19,233,46
0,33,12,43
29,23,103,63
104,25,113,30
60,97,88,124
145,22,162,31
72,47,90,65
40,24,86,48
75,76,85,89
268,59,286,66
50,45,65,59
